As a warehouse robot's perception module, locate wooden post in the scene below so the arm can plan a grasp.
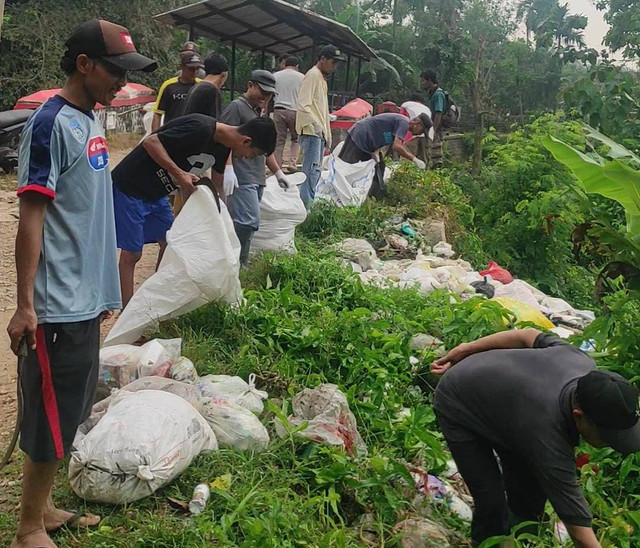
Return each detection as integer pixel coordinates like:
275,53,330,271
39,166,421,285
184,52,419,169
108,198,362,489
261,49,266,69
188,23,195,41
345,54,351,96
230,39,237,101
355,57,362,97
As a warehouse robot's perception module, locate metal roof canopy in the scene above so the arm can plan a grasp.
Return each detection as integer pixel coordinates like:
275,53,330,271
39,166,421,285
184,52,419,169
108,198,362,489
154,0,377,61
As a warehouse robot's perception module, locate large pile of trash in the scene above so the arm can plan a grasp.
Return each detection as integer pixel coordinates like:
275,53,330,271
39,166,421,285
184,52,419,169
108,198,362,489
71,340,366,505
332,231,595,335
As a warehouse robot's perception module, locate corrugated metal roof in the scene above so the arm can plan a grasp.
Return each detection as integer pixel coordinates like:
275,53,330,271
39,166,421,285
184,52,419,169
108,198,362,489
154,0,377,60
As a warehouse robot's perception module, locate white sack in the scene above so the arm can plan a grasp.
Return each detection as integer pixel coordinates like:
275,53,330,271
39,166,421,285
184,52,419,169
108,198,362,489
105,187,242,346
98,338,181,389
69,390,217,504
196,373,268,414
315,143,376,207
251,176,307,254
199,397,270,451
77,376,203,442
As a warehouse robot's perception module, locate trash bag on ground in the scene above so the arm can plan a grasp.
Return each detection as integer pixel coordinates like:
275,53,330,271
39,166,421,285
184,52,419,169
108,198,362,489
315,144,376,207
393,517,451,548
196,373,268,414
480,261,514,284
432,241,455,258
251,175,308,254
69,390,217,504
170,357,198,383
199,397,270,451
470,278,495,298
275,384,367,457
76,376,203,442
331,238,377,271
105,187,243,346
493,279,541,310
492,297,555,330
98,338,182,389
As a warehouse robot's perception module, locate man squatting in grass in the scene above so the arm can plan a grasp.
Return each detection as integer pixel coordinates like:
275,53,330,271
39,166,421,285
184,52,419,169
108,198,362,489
220,70,293,265
432,328,640,548
112,112,278,307
6,19,157,548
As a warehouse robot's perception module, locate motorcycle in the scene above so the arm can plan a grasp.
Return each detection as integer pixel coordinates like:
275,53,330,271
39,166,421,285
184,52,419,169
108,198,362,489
0,109,33,173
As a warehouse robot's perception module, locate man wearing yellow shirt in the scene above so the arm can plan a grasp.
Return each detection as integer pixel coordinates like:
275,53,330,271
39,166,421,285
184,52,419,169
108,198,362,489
296,45,344,207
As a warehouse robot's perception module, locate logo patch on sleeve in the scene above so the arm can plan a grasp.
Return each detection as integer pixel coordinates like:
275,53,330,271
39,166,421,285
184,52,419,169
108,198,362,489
87,136,109,171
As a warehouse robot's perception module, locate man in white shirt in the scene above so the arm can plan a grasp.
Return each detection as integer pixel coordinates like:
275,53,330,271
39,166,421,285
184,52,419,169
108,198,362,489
273,56,304,170
296,45,344,207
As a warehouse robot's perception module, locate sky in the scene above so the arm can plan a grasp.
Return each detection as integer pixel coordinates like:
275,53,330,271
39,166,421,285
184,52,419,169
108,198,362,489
565,0,609,52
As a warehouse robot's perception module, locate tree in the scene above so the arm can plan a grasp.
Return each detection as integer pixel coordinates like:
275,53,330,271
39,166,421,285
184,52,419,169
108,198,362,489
597,0,640,60
462,0,514,174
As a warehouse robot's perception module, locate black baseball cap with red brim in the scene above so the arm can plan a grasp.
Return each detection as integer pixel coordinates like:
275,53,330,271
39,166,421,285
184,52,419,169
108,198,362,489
65,19,157,72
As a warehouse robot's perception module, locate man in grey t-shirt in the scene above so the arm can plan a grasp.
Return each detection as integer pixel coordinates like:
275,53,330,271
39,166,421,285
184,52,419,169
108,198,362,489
432,328,640,547
273,56,304,169
220,69,293,264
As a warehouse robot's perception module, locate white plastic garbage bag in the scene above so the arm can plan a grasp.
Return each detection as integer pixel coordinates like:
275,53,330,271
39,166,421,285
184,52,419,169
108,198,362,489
251,175,308,254
315,144,376,207
170,357,198,383
98,338,182,389
69,390,217,504
196,373,268,414
105,187,243,346
275,384,367,457
332,238,377,271
199,397,270,451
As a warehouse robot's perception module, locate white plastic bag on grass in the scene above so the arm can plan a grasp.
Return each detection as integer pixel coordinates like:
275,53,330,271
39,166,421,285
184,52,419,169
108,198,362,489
275,384,367,457
196,373,268,414
199,397,270,451
69,390,217,504
251,175,307,254
98,338,181,388
105,187,243,346
170,357,198,383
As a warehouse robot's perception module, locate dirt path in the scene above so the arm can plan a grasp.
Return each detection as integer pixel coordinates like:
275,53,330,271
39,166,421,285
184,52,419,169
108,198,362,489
0,139,156,446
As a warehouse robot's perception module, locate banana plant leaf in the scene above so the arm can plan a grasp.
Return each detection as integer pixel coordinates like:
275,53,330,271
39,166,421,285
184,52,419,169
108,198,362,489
542,135,640,242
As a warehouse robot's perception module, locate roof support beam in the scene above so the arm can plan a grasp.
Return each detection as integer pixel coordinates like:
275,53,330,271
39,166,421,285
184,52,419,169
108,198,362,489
203,0,300,50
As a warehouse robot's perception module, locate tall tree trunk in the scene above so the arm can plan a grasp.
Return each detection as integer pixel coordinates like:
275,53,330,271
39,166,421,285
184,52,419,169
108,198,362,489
392,0,398,51
0,0,5,40
470,42,485,176
472,112,484,175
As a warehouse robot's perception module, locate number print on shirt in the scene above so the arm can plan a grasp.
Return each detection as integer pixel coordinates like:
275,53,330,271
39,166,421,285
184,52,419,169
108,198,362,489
186,153,216,175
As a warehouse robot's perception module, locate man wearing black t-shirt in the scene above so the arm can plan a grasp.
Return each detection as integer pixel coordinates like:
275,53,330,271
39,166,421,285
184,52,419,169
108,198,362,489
432,329,640,547
112,113,276,306
182,52,228,119
151,52,203,131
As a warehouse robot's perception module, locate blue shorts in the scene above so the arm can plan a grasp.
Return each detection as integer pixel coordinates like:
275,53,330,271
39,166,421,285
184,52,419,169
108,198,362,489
113,184,174,252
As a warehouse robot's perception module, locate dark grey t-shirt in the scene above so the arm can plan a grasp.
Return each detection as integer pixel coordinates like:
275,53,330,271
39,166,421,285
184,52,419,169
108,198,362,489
434,333,596,527
220,97,266,187
347,113,409,153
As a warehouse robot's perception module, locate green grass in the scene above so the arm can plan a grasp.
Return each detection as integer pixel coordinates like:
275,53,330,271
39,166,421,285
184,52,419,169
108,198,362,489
2,160,640,547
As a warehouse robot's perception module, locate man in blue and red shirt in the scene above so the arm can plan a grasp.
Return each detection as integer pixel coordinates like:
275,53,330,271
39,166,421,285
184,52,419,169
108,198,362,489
7,19,156,548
